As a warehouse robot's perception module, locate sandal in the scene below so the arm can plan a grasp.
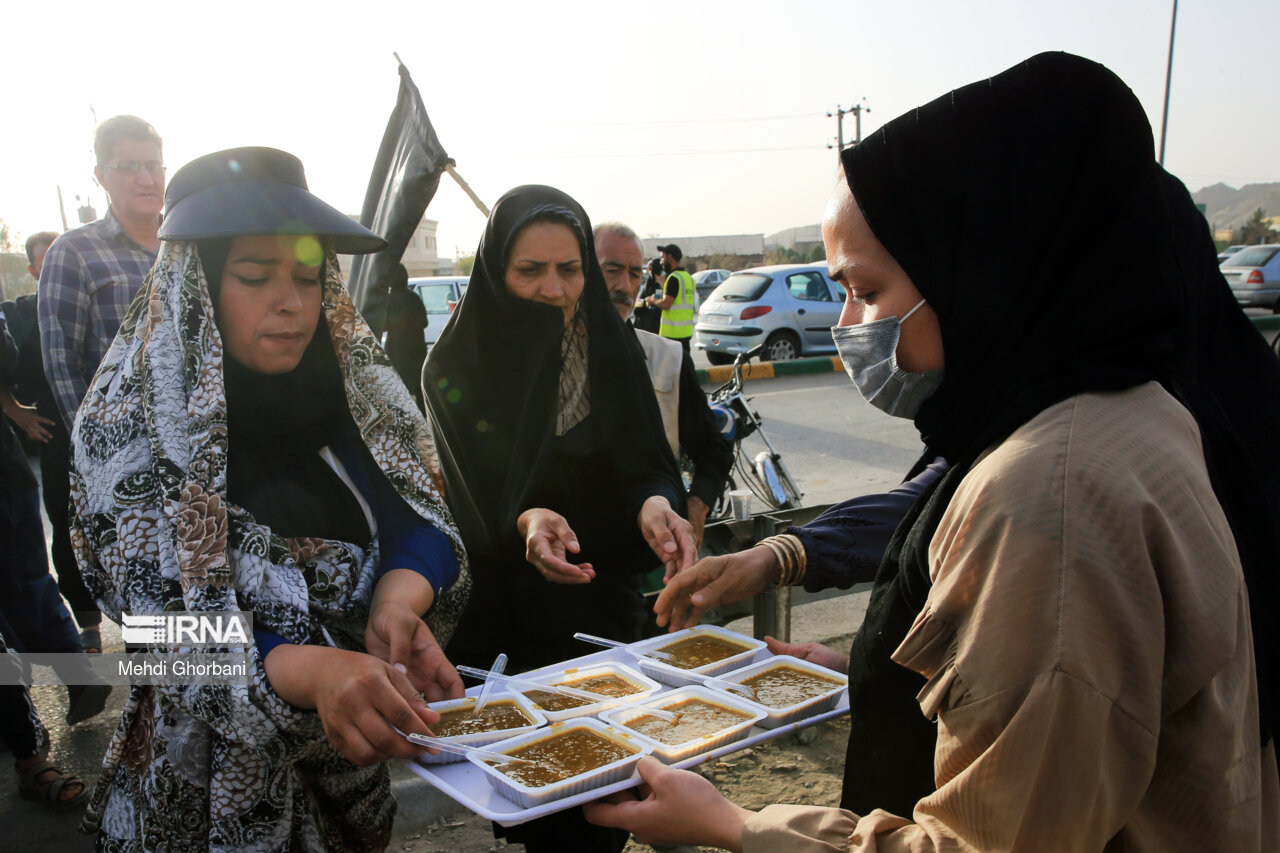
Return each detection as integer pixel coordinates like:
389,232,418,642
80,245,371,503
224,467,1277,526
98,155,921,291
16,757,89,812
79,627,102,654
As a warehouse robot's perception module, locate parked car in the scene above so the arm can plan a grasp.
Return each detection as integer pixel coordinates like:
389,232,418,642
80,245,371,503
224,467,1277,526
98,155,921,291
693,264,845,364
409,276,469,347
1221,244,1280,312
1218,244,1250,265
692,268,732,308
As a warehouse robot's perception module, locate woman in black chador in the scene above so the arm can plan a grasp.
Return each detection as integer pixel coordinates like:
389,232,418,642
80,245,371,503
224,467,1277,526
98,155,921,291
423,185,698,850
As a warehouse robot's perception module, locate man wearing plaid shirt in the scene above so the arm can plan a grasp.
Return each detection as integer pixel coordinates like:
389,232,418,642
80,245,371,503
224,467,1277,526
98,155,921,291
38,115,164,432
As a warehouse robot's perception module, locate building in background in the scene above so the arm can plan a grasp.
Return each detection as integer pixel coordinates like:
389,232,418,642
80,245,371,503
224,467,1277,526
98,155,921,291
764,224,822,256
337,215,454,278
639,234,765,271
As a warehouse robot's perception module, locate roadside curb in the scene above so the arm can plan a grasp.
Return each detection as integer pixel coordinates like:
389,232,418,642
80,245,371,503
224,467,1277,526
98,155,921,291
695,354,843,385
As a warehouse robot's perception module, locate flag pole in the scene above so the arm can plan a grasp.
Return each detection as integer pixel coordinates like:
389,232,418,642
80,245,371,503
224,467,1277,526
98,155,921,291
444,165,490,217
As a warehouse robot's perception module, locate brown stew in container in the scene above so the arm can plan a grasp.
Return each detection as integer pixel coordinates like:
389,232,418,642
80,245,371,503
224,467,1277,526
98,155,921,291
561,674,642,696
629,699,751,745
432,701,533,738
523,673,642,712
495,729,636,788
741,666,842,708
655,635,751,669
521,689,589,712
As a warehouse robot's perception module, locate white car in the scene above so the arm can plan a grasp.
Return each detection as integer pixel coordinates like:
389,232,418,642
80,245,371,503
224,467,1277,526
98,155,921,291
410,276,468,347
1218,244,1249,265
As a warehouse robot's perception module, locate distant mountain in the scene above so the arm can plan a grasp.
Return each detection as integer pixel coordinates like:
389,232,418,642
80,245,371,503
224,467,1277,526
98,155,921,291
1192,182,1280,232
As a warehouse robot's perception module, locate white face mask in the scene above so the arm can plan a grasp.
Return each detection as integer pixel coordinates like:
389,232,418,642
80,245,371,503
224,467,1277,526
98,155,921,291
831,299,944,419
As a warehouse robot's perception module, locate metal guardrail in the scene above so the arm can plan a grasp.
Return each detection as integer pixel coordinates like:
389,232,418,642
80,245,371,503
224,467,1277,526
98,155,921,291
694,504,833,643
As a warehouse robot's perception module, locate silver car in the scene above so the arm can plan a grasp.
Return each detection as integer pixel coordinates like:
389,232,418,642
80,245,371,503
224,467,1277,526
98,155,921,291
1217,244,1249,265
410,276,469,347
1220,244,1280,312
693,264,845,364
692,268,732,308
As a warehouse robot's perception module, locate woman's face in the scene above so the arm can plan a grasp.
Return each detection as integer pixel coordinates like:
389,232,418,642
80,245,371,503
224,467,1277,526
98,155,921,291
821,178,944,373
216,234,324,374
504,221,585,327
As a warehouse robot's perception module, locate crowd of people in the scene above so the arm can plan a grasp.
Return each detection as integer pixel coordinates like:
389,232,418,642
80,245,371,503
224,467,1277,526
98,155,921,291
0,49,1277,852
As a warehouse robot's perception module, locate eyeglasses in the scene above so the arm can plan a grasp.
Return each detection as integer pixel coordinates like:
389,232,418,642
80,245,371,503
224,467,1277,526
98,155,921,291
102,160,166,176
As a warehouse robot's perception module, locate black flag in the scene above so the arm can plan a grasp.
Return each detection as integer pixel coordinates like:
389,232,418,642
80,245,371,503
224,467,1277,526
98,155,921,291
348,62,454,335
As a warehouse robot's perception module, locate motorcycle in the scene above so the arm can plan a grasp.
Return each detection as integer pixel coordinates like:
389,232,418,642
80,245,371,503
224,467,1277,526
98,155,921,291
706,344,803,517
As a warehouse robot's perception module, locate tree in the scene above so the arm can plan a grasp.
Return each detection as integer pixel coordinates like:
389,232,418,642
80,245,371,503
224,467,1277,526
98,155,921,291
706,252,755,271
806,243,827,263
1237,207,1276,245
764,246,802,265
455,253,475,275
0,219,34,300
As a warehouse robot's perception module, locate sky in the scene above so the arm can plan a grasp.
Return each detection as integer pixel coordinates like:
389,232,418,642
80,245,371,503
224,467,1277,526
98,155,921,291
2,0,1276,261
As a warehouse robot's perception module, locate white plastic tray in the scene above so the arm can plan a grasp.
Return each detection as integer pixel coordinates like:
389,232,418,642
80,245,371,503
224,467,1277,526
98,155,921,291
402,643,849,826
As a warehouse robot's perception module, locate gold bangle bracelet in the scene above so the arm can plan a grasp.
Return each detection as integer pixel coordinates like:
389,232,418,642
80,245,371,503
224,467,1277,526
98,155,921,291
759,534,806,586
758,539,789,585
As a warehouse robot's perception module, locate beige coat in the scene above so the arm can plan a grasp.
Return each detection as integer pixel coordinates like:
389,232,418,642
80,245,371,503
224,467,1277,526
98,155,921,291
743,383,1279,852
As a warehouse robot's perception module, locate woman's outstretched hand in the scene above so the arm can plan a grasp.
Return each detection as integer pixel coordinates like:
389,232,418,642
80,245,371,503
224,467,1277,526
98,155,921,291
638,496,699,581
264,644,440,766
764,636,848,673
366,603,462,702
518,507,596,584
366,569,463,701
584,757,752,852
654,545,778,631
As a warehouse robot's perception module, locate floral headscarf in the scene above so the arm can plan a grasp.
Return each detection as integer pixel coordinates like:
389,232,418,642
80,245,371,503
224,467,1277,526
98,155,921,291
70,240,470,851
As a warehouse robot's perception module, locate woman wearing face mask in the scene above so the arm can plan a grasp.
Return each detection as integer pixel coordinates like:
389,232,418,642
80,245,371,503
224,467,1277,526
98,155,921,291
70,148,470,851
590,52,1279,851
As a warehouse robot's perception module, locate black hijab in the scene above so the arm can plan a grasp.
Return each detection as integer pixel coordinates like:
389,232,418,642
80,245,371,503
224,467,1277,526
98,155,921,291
838,51,1280,813
422,185,683,558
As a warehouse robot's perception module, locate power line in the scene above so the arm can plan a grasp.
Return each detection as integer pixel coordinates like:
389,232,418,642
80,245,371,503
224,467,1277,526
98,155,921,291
542,144,828,159
562,112,825,129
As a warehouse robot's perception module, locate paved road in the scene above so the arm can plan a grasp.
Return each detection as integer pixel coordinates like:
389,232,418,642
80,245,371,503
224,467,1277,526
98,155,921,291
726,369,925,506
6,370,919,850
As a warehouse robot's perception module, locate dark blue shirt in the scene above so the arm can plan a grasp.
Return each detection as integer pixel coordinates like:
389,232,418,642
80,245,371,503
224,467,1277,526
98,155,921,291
255,426,460,657
789,458,947,591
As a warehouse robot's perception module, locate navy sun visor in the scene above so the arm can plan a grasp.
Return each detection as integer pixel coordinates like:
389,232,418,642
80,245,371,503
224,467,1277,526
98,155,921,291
159,147,387,255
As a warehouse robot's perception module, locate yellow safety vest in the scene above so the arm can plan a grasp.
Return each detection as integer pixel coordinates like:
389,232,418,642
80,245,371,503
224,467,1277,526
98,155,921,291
659,270,696,340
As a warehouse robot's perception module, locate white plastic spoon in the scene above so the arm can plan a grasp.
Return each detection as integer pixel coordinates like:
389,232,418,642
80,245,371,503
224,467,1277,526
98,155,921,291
399,730,534,766
635,657,759,701
572,632,676,662
457,665,682,724
471,652,507,718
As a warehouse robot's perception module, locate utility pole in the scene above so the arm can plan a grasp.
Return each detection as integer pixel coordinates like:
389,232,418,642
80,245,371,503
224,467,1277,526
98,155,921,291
57,185,70,231
828,100,870,150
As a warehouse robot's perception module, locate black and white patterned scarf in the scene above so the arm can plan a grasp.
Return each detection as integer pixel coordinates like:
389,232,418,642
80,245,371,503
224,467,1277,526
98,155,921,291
69,241,470,851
